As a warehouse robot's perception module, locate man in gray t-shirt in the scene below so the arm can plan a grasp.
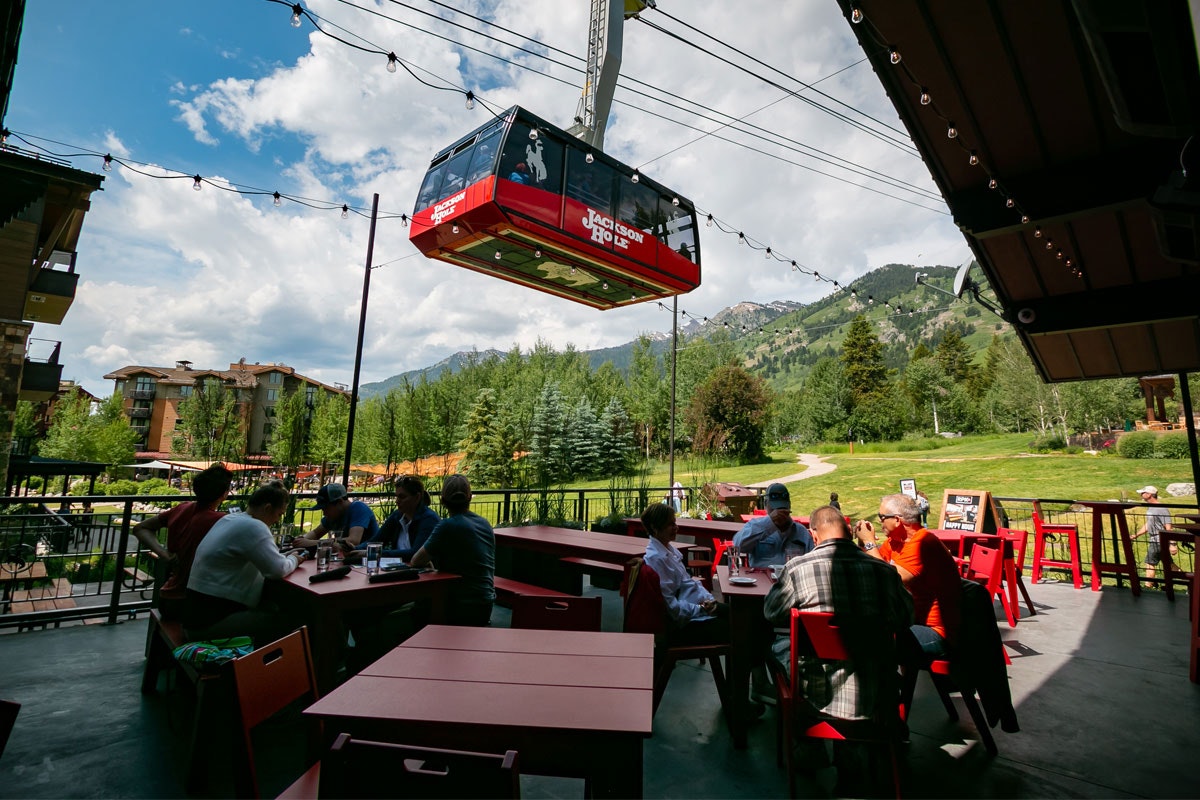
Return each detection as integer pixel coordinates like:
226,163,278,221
1133,486,1174,581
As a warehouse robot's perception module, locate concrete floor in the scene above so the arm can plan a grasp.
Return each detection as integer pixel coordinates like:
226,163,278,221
0,578,1197,798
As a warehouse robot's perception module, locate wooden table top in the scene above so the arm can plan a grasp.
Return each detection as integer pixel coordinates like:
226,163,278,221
402,624,654,658
304,626,654,735
495,525,695,558
714,564,773,598
280,561,460,598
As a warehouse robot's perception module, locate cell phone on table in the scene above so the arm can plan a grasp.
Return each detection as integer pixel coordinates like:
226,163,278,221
382,563,409,571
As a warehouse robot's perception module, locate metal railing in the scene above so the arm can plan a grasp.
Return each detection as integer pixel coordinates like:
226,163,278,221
1,490,1194,632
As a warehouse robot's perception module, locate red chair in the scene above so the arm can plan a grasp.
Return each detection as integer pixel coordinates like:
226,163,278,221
620,558,732,724
965,544,1017,627
997,528,1036,618
1030,501,1083,588
770,610,902,799
510,594,603,632
229,628,321,798
920,657,998,755
710,539,735,577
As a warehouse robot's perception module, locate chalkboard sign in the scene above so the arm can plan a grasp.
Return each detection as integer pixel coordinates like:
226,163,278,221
937,488,1000,534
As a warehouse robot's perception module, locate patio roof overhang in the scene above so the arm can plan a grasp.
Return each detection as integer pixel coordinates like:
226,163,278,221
838,0,1200,382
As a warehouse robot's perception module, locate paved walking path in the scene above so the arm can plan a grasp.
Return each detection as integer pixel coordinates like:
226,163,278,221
747,453,836,488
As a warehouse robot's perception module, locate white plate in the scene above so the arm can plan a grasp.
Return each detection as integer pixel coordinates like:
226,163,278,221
728,576,757,585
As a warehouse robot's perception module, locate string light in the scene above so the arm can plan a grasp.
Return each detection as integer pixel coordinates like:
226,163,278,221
585,152,594,164
706,214,713,227
341,204,349,219
534,248,542,257
451,224,460,234
464,91,475,110
631,170,639,184
290,4,303,27
765,247,773,259
847,6,1082,277
103,154,113,171
529,127,539,141
272,191,282,207
494,250,502,260
386,52,398,73
192,175,202,191
672,197,680,207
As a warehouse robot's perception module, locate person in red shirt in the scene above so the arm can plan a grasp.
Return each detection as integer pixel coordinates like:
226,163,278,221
132,465,233,620
853,493,961,659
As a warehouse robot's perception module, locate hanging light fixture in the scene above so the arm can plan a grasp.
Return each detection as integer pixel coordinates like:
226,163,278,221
386,52,398,73
290,4,303,27
272,191,282,207
192,175,202,191
464,91,475,110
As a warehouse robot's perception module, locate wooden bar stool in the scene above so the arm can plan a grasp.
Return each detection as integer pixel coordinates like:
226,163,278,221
1078,501,1141,596
1030,501,1083,589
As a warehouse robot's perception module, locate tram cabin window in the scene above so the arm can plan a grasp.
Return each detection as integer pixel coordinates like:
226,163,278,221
465,129,502,186
441,144,475,195
565,149,614,216
618,178,671,241
416,161,447,210
664,210,699,262
501,120,564,192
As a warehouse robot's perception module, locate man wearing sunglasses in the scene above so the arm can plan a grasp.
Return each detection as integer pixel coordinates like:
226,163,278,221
853,493,961,661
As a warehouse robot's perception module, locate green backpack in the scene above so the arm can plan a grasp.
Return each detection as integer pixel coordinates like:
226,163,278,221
172,636,254,671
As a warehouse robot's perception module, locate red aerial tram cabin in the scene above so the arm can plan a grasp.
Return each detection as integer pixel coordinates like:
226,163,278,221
409,106,701,310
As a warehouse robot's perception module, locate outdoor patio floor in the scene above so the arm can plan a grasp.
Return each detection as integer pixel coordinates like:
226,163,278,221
0,577,1196,799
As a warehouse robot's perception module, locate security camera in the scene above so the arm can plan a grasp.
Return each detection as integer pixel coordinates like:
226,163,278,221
1017,308,1036,324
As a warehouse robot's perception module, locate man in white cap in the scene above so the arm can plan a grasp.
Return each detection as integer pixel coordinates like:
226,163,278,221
1133,485,1175,582
734,482,813,568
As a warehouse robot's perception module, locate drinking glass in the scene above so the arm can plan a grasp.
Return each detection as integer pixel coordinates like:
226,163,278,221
365,543,383,575
727,544,740,576
316,545,331,573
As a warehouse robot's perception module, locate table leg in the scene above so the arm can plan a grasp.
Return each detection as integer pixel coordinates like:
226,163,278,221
1090,508,1104,592
725,595,755,749
1004,549,1020,623
1116,512,1141,597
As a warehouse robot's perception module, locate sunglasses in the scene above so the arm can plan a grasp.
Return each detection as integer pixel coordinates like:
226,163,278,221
877,513,900,522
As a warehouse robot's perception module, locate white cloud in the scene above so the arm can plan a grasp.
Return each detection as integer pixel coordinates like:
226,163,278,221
31,0,972,397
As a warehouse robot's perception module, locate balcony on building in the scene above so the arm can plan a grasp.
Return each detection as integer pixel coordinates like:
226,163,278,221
131,386,156,400
19,339,62,403
23,249,79,325
127,407,151,419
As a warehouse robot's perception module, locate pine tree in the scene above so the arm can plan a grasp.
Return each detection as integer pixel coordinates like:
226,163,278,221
598,397,636,477
567,398,603,478
840,315,889,400
528,383,569,485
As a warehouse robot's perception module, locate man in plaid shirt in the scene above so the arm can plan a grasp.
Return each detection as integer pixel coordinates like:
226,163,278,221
763,504,913,721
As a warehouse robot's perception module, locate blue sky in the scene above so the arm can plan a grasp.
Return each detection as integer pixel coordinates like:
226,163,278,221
6,0,971,396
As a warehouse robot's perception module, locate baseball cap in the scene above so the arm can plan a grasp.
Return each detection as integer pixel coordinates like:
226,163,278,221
312,483,348,510
1135,485,1157,496
765,483,791,511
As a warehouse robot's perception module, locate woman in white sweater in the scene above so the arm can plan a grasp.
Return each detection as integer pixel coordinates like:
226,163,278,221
183,480,307,644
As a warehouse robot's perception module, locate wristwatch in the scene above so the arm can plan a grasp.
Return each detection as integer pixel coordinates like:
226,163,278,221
861,540,878,551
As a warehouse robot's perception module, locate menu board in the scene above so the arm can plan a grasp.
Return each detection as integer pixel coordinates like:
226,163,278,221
937,489,1000,533
899,479,917,499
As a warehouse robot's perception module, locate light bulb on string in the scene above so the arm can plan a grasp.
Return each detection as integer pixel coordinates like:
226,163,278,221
631,171,639,184
765,247,772,259
737,232,745,245
1056,250,1064,260
790,261,798,271
1034,226,1042,238
1006,197,1015,208
585,152,594,164
1045,240,1054,250
947,123,958,139
272,191,282,207
464,91,475,110
1021,215,1030,224
919,88,931,106
706,214,713,227
290,4,303,26
341,204,349,219
889,49,902,65
494,251,502,260
602,281,609,290
534,248,542,258
192,175,202,191
400,215,408,228
988,178,997,190
103,154,113,172
672,197,679,207
851,6,863,23
868,295,874,304
969,151,979,166
451,224,460,234
851,289,858,299
813,271,820,281
386,52,398,73
529,127,539,141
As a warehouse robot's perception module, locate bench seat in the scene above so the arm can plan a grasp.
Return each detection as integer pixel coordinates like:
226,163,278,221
492,576,572,607
559,556,624,591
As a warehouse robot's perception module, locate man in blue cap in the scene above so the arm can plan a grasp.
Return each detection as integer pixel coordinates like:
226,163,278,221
733,482,813,568
292,482,381,554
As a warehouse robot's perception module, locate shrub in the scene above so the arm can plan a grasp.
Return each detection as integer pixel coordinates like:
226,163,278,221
138,478,171,495
105,479,139,496
1029,435,1065,453
1117,432,1156,459
1154,432,1191,459
591,512,628,534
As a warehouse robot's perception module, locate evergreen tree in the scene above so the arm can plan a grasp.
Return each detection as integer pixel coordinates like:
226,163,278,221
625,336,666,458
460,388,517,487
840,315,889,400
795,357,851,443
567,397,603,478
528,383,569,485
935,330,973,383
598,397,636,477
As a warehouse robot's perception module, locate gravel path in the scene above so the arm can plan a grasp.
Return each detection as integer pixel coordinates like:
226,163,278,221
746,453,836,488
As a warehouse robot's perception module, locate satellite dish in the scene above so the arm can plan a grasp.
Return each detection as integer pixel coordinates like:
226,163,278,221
952,261,973,298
